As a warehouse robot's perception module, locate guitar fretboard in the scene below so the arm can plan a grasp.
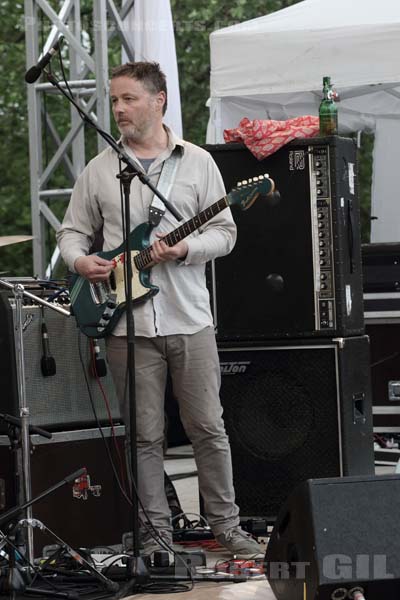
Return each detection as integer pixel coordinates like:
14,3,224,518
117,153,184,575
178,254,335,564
134,196,229,271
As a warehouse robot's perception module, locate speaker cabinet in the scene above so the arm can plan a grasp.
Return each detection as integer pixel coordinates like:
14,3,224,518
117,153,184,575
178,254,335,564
0,291,120,432
204,137,364,341
0,428,130,555
219,336,374,519
265,474,400,600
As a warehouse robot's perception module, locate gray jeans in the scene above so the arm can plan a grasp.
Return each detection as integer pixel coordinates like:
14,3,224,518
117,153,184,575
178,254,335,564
106,326,240,537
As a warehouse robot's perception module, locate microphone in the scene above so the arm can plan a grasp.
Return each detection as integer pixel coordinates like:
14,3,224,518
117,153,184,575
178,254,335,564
25,35,64,84
40,322,56,377
91,339,107,378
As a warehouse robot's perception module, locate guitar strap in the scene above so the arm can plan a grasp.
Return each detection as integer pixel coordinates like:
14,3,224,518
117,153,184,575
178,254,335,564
148,146,182,226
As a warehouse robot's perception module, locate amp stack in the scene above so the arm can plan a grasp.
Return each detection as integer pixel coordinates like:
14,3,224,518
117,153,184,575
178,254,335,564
0,283,129,554
204,137,375,521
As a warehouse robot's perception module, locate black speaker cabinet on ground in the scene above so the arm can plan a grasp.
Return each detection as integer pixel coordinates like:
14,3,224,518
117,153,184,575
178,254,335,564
265,474,400,600
219,335,374,519
0,290,120,432
0,428,131,555
366,321,400,428
204,137,364,341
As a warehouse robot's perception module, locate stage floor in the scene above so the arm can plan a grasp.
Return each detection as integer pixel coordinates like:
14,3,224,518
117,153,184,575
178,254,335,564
128,445,271,600
126,447,395,600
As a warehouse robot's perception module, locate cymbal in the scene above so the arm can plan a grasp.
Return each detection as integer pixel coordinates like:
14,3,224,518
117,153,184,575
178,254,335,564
0,235,33,248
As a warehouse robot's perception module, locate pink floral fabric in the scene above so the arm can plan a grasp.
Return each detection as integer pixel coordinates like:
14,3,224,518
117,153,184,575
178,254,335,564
223,116,320,159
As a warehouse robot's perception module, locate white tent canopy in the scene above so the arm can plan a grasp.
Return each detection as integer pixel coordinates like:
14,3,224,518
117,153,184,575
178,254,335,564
123,0,182,136
207,0,400,242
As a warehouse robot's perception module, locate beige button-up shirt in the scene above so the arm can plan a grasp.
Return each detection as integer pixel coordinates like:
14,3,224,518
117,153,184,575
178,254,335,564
56,127,237,337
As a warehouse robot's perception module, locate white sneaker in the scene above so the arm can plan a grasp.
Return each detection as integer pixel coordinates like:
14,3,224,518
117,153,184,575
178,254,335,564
216,526,264,559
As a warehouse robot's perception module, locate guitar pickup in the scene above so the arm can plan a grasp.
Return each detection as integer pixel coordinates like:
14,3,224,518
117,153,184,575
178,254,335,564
90,282,110,305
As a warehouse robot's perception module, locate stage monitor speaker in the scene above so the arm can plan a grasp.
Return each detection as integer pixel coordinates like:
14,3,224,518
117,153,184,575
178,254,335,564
218,335,374,519
0,290,121,432
265,474,400,600
204,137,364,341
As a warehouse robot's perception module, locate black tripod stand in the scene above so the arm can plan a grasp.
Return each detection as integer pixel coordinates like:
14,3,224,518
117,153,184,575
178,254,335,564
0,468,119,598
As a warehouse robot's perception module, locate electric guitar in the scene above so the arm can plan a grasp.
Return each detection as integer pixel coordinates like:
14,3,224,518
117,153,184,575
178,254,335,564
69,175,275,338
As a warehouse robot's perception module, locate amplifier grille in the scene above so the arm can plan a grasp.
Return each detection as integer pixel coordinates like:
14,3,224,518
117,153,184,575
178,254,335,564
0,291,120,432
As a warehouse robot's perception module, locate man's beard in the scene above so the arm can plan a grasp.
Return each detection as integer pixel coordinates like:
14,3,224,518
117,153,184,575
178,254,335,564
118,123,141,141
118,117,153,143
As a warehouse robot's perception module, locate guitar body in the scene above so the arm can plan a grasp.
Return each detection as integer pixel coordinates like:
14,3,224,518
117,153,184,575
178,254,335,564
68,175,275,338
69,222,159,338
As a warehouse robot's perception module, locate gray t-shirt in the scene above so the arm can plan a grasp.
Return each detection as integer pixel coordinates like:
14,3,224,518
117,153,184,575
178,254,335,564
139,157,155,173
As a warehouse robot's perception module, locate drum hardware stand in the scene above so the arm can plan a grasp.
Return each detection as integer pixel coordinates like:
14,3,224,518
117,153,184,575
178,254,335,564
0,279,70,567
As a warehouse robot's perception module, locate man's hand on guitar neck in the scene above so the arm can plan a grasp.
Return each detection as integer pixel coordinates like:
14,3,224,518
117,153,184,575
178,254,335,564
151,234,188,264
74,255,114,283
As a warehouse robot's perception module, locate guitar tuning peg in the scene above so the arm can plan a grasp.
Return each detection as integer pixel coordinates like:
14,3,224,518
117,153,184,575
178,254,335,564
242,179,248,185
264,173,269,178
237,181,242,187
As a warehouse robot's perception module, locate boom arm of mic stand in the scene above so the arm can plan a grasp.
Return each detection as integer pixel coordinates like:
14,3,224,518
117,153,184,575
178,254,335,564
0,279,70,317
0,468,119,593
0,467,87,529
44,70,183,222
0,413,52,440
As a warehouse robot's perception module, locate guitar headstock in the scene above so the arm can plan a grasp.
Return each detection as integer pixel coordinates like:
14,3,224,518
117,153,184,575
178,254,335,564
228,174,275,210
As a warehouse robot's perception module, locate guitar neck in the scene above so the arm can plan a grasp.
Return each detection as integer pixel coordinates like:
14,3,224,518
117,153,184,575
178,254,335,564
134,196,229,270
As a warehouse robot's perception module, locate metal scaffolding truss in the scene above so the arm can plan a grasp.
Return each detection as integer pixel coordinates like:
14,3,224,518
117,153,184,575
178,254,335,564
24,0,135,277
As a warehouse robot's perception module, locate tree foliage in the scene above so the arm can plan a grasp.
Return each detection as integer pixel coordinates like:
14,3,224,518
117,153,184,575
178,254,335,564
0,2,32,274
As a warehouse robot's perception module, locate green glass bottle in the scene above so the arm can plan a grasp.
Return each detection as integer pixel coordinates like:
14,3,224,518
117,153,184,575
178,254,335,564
319,76,338,136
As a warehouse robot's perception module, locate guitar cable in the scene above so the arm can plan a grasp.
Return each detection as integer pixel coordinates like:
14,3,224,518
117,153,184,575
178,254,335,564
90,338,108,378
77,333,131,507
77,335,196,589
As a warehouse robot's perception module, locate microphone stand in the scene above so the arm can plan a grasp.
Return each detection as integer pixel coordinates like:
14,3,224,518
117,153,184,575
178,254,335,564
116,167,146,584
40,70,183,592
